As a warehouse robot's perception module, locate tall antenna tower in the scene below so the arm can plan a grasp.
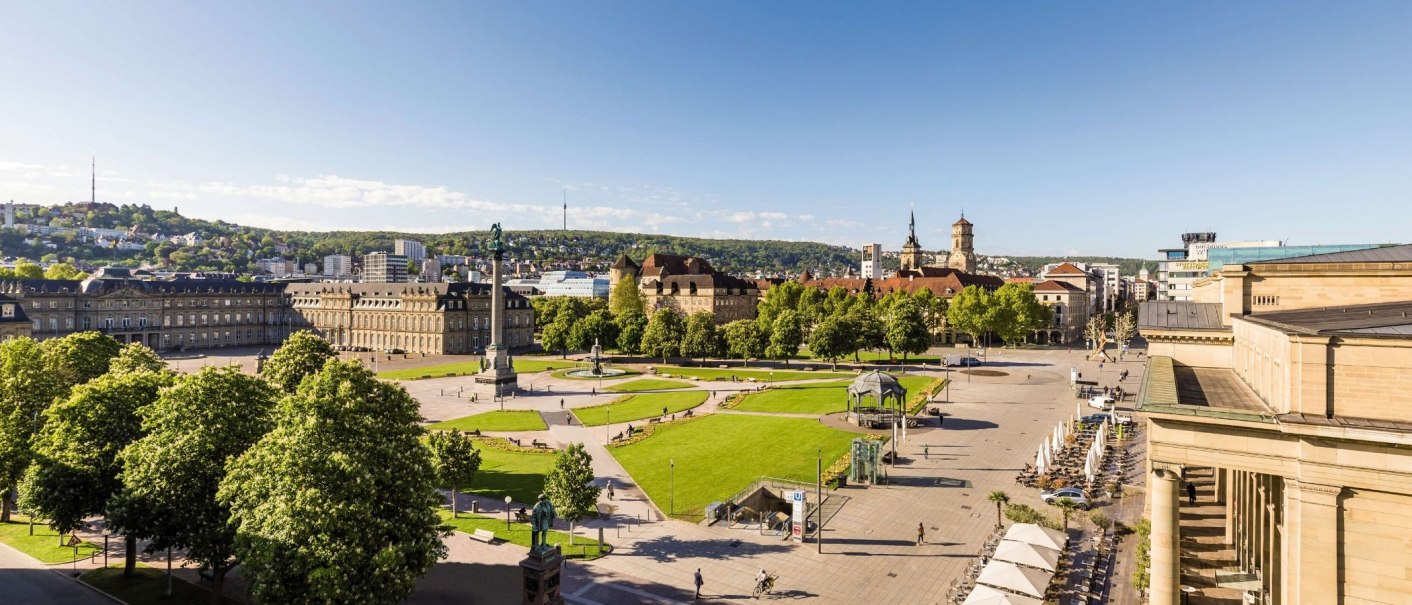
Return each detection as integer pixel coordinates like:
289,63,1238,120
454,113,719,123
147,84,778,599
91,157,96,204
562,190,567,231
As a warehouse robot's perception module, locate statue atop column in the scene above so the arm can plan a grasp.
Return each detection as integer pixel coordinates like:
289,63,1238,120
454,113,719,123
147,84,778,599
474,221,519,399
490,222,504,251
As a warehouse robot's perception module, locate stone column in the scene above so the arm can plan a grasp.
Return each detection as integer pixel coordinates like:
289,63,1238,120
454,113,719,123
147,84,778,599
490,249,505,347
1150,468,1182,605
1222,468,1235,545
1236,471,1249,569
1268,478,1282,604
1287,481,1341,604
1215,467,1227,504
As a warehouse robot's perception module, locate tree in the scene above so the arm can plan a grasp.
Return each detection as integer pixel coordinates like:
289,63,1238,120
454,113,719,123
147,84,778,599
543,443,600,546
886,299,931,362
846,303,886,362
1051,497,1083,530
756,281,805,328
426,430,482,519
1113,309,1136,348
913,288,949,340
42,331,123,393
0,338,60,522
1085,314,1109,357
992,283,1053,345
13,260,42,279
19,370,171,574
808,315,853,370
108,343,167,375
946,285,993,347
766,310,804,364
609,276,645,317
681,312,722,365
110,368,277,599
722,319,768,366
614,309,648,354
43,262,87,280
641,308,685,363
260,330,336,393
542,310,577,358
987,491,1010,528
796,287,827,332
219,360,446,605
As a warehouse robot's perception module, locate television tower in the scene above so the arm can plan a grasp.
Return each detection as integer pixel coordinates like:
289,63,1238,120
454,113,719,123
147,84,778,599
91,157,96,204
562,190,567,230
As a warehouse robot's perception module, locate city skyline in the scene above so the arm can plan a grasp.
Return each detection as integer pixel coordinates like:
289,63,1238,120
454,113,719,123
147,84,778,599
3,2,1410,257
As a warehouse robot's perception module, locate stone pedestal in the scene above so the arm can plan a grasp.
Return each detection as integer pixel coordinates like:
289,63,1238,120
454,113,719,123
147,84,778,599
520,545,564,605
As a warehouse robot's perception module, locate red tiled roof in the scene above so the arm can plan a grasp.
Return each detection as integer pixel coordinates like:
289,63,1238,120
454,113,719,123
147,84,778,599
1045,262,1088,276
1033,279,1085,293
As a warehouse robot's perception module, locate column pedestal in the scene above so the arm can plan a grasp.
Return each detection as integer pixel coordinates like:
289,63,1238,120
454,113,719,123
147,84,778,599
520,545,565,605
1151,468,1181,605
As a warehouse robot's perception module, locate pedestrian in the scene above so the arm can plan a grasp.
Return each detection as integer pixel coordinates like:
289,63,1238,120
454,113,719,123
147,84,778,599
607,480,615,501
592,387,597,396
663,406,668,416
1099,362,1104,372
923,445,929,459
1187,482,1197,505
694,568,703,599
916,522,925,545
560,398,564,410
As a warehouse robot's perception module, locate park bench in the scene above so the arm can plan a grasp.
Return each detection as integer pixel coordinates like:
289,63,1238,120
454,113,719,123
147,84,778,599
515,511,531,523
531,440,549,449
648,417,662,424
508,437,521,446
718,364,728,369
611,432,627,443
469,529,497,543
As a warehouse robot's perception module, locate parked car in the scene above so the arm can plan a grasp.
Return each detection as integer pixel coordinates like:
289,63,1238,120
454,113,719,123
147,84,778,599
943,355,983,367
1081,411,1133,425
1040,487,1092,509
1088,394,1115,409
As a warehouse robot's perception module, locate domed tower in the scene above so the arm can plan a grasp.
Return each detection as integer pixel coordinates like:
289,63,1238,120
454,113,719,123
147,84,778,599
899,210,924,272
947,213,976,273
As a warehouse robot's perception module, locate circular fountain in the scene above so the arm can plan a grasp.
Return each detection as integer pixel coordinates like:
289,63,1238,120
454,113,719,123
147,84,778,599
565,339,627,378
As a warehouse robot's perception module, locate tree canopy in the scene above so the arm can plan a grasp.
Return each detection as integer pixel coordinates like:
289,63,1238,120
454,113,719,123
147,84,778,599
427,430,482,519
722,319,768,366
260,330,336,393
42,331,123,394
543,443,600,545
0,337,60,522
641,308,685,363
681,311,723,364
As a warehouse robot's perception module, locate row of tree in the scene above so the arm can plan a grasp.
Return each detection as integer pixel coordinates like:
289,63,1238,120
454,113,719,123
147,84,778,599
0,330,598,604
0,260,88,280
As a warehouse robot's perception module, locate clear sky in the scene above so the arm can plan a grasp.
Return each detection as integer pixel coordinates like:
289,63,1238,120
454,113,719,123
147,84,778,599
1,1,1408,258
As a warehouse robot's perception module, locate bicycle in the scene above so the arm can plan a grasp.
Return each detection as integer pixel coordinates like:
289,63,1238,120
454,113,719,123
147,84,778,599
752,574,777,598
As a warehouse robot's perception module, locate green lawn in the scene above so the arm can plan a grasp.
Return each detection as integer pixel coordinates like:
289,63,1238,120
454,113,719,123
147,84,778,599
81,563,235,605
610,414,857,520
438,510,608,559
463,445,556,504
731,375,936,415
605,378,694,393
427,410,548,432
651,365,853,382
0,516,99,563
378,358,586,380
572,391,709,427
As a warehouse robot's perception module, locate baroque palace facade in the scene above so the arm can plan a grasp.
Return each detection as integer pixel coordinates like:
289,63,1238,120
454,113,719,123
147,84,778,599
1136,244,1412,605
0,267,534,355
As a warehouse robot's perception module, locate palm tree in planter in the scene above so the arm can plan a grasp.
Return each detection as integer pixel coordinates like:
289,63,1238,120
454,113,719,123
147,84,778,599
987,491,1010,527
1052,497,1083,531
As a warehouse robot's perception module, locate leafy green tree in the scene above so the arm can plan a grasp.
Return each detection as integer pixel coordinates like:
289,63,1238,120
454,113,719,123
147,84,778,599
260,330,336,393
530,297,561,334
0,338,60,522
219,360,446,605
542,310,577,358
568,309,619,353
108,343,168,375
766,309,804,364
614,309,648,354
42,262,87,280
543,443,600,545
886,299,931,362
846,303,885,362
609,276,645,317
946,285,994,347
722,319,768,366
426,430,482,519
913,287,949,338
19,370,171,574
681,312,722,365
13,260,42,279
756,281,805,328
42,331,123,393
808,315,853,370
110,367,277,598
641,308,685,363
992,283,1052,345
797,287,827,332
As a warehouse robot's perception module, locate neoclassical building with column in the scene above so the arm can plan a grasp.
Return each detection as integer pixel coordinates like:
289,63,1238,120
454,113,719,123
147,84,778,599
1136,244,1412,605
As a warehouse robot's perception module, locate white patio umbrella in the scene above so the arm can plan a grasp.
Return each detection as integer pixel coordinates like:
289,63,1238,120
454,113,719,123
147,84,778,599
1004,522,1067,551
975,560,1054,599
993,539,1062,572
962,584,1044,605
1076,401,1082,419
1035,448,1046,476
1083,455,1094,484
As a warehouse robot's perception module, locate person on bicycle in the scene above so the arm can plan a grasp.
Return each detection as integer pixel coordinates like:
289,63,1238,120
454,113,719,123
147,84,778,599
754,569,773,595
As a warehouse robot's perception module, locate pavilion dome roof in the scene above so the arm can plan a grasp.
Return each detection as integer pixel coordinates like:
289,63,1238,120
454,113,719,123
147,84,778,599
847,370,908,398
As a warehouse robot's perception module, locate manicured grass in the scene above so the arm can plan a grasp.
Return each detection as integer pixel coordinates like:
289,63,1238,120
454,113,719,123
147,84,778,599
378,358,586,380
605,378,694,393
652,365,853,382
731,375,937,415
828,349,941,364
572,391,709,427
464,445,556,504
0,516,99,564
81,563,235,605
427,410,548,432
438,510,608,560
610,414,857,520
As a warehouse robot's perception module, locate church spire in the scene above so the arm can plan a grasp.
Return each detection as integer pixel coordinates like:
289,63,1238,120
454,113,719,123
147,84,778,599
909,209,915,239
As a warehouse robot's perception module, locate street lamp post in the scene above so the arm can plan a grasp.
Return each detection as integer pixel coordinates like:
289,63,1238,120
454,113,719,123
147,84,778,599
101,527,111,568
816,448,823,554
505,496,513,530
606,409,611,444
669,459,675,516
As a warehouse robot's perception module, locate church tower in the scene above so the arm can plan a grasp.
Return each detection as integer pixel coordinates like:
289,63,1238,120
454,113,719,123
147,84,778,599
899,210,924,272
947,213,977,273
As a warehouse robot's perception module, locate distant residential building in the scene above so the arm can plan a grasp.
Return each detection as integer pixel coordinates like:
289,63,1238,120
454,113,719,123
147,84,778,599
363,252,408,283
437,254,468,268
3,201,13,230
860,244,882,280
419,258,441,283
256,258,297,277
323,254,352,278
303,262,318,275
394,239,426,263
1090,263,1122,312
1041,262,1096,313
1032,279,1087,344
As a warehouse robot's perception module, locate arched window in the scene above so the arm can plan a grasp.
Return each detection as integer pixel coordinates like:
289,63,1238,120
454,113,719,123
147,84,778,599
689,282,698,295
670,282,680,295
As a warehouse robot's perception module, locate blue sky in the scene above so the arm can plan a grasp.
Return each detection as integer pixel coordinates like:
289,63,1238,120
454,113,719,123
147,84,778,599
1,1,1408,258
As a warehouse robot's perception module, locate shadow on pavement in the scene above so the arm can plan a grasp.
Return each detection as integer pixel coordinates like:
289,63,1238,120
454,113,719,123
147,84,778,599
617,533,795,564
410,561,519,604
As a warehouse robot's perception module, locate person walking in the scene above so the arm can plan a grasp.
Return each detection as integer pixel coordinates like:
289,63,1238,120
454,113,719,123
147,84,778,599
1186,482,1197,505
560,398,564,409
923,445,929,459
916,522,925,545
694,568,703,599
607,480,615,501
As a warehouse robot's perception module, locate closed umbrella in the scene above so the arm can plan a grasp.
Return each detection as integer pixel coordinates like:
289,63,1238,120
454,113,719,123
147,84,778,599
1035,448,1045,476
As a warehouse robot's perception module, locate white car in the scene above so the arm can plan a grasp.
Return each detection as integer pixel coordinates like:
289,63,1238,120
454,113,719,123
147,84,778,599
1040,487,1092,509
1088,395,1115,409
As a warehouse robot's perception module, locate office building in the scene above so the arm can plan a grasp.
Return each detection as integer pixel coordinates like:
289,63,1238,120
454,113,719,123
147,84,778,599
363,252,408,283
323,254,353,278
861,244,882,279
394,239,426,263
